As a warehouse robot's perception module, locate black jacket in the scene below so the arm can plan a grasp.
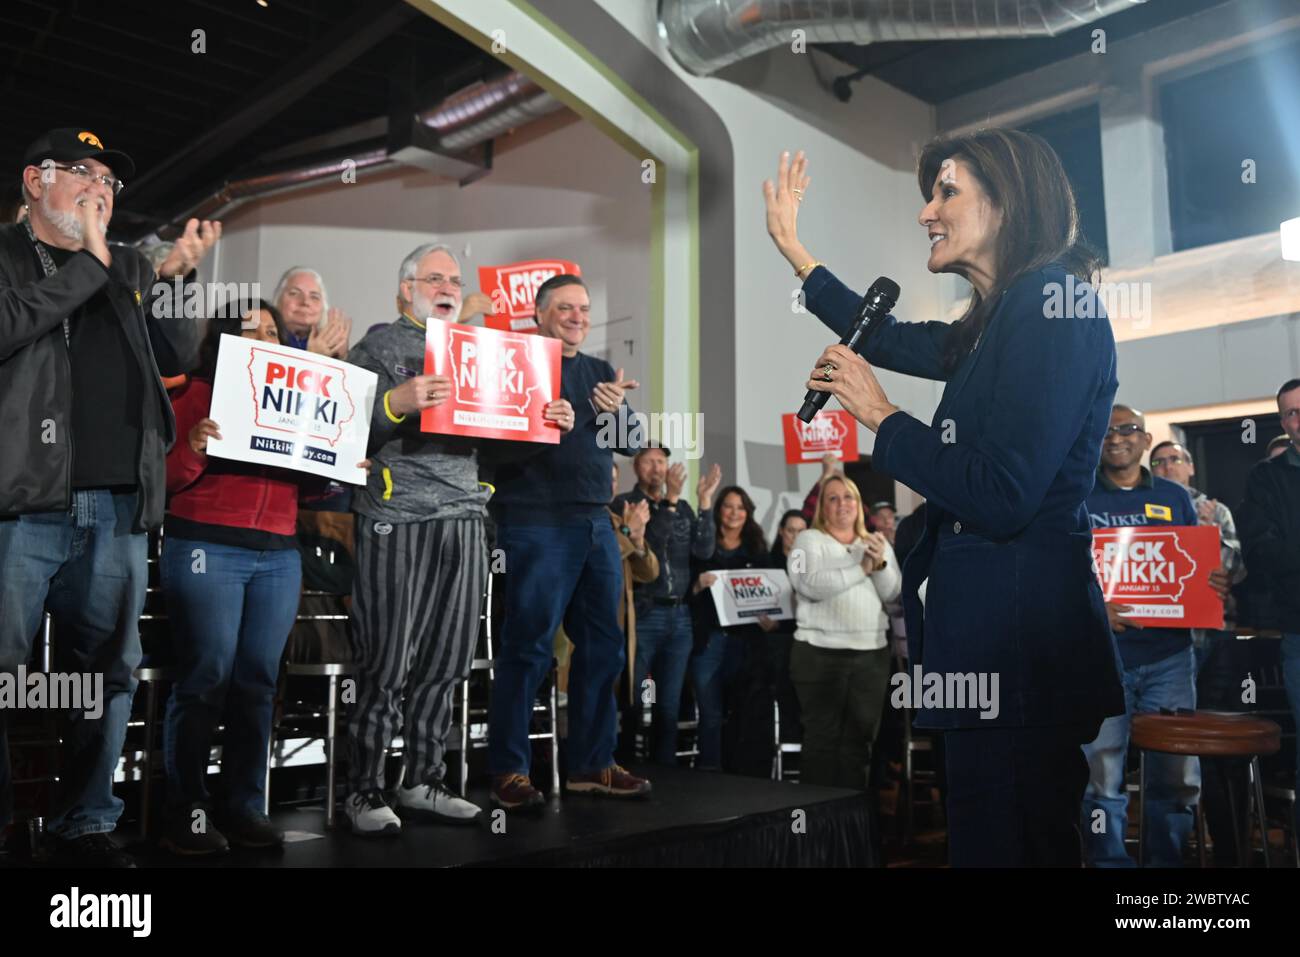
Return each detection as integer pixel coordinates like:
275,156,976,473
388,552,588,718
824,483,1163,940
0,223,199,531
612,486,715,615
1238,448,1300,632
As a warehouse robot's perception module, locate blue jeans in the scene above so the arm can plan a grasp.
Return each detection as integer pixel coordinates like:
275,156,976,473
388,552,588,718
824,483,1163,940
1082,646,1200,867
691,628,743,770
0,490,146,839
633,605,694,766
488,517,625,778
1282,634,1300,839
161,537,301,816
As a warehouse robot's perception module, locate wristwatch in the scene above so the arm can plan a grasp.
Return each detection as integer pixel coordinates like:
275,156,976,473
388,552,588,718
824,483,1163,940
619,524,632,537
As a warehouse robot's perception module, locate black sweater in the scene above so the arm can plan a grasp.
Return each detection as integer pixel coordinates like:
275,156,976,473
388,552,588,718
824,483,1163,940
690,542,769,644
488,351,638,525
1239,447,1300,632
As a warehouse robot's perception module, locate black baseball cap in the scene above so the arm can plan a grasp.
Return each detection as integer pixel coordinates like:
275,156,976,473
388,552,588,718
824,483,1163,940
22,128,135,181
633,443,671,462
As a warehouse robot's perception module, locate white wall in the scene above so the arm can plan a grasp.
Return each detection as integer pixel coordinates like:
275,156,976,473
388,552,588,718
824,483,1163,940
212,113,652,389
596,0,941,533
936,0,1300,421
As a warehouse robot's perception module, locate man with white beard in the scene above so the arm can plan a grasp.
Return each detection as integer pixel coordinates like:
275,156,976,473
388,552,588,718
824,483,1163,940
1,128,219,866
340,242,575,835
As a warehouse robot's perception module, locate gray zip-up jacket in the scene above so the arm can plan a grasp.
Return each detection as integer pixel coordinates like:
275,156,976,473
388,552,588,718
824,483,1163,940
347,315,488,523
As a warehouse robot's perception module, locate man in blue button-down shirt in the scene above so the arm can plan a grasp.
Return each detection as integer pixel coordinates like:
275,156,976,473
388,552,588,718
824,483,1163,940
612,447,719,764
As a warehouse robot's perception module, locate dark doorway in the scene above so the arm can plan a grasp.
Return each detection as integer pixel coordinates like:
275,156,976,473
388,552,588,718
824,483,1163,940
845,458,896,512
1176,413,1282,510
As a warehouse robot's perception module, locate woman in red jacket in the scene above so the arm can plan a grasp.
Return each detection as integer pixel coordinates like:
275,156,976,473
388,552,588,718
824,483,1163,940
159,300,317,855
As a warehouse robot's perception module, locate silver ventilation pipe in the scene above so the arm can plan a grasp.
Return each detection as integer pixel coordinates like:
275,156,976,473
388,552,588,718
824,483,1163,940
155,71,561,236
659,0,1148,76
419,72,564,152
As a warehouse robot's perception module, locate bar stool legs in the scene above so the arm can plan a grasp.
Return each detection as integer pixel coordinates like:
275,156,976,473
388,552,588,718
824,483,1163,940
1137,751,1275,867
1249,756,1271,869
325,671,340,829
1137,750,1147,868
1194,799,1208,869
140,677,159,838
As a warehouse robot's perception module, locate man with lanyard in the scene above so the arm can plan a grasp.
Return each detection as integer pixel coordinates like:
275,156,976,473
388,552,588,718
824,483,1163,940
1,128,217,866
1081,404,1230,867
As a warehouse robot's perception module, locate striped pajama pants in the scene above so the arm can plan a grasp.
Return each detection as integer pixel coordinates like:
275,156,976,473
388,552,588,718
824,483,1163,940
345,515,487,792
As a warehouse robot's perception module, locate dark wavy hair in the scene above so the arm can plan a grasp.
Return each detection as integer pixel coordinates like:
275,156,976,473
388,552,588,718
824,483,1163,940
195,298,285,380
918,128,1100,374
714,485,767,557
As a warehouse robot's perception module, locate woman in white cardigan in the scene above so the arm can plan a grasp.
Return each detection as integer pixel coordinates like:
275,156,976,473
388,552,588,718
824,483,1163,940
788,474,901,789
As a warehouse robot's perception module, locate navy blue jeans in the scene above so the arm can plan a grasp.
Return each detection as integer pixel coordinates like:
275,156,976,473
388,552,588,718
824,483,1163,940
160,537,301,816
691,628,743,770
1283,634,1300,840
0,490,146,838
634,605,695,766
488,516,625,778
1082,647,1199,867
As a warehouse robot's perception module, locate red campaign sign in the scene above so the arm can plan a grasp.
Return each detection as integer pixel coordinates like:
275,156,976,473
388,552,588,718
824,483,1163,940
421,320,562,444
478,259,581,333
781,411,860,465
1091,525,1224,629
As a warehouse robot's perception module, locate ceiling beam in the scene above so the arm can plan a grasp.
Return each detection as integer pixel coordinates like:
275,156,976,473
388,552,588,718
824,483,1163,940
122,0,417,207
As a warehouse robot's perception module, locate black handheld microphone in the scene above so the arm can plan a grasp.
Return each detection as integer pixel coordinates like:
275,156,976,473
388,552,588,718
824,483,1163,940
797,276,900,423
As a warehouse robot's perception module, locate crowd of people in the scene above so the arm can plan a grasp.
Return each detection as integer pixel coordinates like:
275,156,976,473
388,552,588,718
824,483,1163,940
2,126,1298,871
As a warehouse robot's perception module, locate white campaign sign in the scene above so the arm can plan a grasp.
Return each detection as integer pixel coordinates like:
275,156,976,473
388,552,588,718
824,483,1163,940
709,568,795,627
205,335,376,485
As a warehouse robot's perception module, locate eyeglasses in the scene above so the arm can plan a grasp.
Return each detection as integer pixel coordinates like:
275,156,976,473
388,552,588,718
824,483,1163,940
410,273,464,290
1150,455,1188,468
51,163,124,196
1104,423,1146,437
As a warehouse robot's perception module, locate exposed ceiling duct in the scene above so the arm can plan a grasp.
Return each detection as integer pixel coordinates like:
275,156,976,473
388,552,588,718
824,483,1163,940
419,72,563,153
658,0,1150,76
153,71,562,240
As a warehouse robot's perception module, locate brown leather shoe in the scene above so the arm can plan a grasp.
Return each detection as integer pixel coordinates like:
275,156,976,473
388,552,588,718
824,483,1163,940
565,765,652,798
491,773,546,810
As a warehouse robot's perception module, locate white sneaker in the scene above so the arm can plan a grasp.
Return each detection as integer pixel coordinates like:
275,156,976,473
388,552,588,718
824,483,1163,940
344,789,402,837
397,776,483,824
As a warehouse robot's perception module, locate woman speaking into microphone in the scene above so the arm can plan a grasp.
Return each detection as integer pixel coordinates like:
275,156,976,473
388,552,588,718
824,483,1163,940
764,130,1125,867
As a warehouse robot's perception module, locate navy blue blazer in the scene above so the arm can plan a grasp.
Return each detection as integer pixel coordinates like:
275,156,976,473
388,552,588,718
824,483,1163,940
803,264,1125,729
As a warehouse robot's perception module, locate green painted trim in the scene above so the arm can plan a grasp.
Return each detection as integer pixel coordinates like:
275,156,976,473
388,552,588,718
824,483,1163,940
649,176,665,418
406,0,701,483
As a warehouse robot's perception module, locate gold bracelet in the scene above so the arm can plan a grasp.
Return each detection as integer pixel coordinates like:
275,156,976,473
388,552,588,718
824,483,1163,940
795,260,824,279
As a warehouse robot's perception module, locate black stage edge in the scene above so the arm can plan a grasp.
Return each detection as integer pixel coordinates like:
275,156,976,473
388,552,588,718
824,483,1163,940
117,765,877,868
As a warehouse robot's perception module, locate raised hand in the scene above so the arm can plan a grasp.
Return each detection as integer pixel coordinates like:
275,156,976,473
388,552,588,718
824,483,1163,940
159,218,221,278
459,291,496,321
697,462,722,510
762,150,812,270
592,367,639,414
666,462,687,502
622,499,651,543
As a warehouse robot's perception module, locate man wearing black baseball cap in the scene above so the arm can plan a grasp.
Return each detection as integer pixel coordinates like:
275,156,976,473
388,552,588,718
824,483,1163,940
0,127,220,867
